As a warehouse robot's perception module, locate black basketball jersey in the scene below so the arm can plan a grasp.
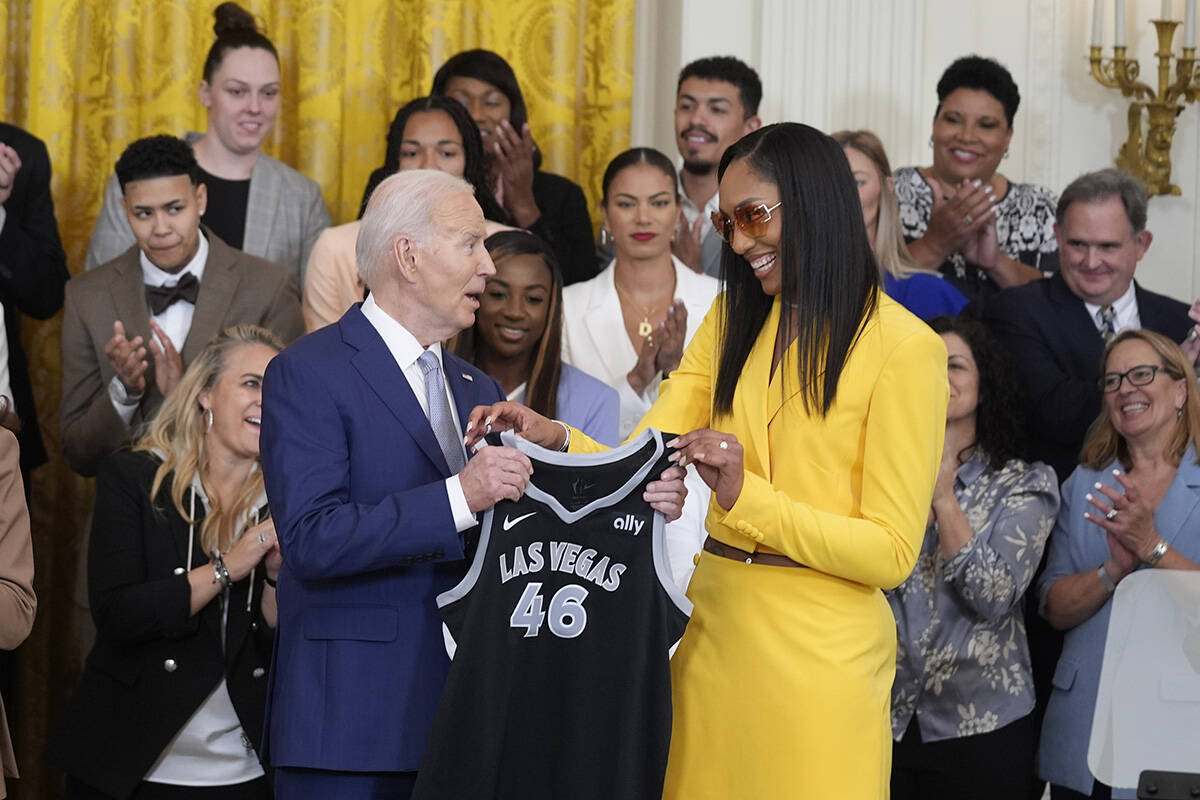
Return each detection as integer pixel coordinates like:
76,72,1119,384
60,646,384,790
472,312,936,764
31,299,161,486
411,428,692,800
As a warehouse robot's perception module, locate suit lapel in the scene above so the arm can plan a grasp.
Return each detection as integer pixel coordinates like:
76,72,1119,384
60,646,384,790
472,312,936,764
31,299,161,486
444,352,483,438
183,231,239,364
111,251,154,347
242,156,279,259
733,299,779,481
583,267,639,384
1048,273,1105,372
342,309,451,475
1155,451,1200,546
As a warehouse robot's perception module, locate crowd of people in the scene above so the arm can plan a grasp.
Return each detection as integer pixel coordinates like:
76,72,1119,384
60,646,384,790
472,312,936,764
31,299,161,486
0,2,1199,798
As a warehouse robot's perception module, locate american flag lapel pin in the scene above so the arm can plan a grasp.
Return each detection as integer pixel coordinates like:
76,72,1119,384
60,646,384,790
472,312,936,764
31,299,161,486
461,373,473,382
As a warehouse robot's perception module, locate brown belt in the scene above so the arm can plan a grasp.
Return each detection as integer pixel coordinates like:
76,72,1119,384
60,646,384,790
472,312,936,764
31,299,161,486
703,537,806,568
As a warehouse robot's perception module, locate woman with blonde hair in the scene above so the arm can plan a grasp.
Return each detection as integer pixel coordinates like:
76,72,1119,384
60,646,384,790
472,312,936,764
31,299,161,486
1038,329,1200,799
833,130,966,321
50,325,284,800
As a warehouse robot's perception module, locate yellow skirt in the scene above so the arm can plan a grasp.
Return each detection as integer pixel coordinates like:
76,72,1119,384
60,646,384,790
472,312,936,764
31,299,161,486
663,549,897,799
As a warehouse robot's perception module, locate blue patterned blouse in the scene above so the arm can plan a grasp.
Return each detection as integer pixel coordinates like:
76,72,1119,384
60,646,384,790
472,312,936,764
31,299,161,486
888,451,1060,742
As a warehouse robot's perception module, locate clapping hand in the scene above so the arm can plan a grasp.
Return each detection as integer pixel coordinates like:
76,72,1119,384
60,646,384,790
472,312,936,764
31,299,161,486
104,320,149,397
492,120,539,227
672,212,706,274
654,301,688,378
924,176,997,259
0,143,20,206
1084,470,1158,574
1180,299,1200,365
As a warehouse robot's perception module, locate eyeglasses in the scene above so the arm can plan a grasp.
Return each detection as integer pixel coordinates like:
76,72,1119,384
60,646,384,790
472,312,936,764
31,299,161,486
1099,364,1174,392
710,201,782,243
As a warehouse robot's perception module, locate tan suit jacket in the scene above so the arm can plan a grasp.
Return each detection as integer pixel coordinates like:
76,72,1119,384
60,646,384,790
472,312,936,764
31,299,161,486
84,136,331,283
60,229,305,476
0,428,35,797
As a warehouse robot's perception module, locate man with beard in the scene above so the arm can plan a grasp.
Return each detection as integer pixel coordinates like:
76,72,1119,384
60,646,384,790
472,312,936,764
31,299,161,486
671,56,762,277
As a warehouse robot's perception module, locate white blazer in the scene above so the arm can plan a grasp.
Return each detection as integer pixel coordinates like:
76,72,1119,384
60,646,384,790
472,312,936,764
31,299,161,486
561,256,719,439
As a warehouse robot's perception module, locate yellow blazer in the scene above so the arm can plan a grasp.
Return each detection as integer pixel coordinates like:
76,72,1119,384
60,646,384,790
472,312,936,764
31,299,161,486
572,291,947,589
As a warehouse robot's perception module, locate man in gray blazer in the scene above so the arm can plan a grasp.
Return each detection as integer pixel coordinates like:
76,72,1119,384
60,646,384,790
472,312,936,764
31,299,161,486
61,135,304,477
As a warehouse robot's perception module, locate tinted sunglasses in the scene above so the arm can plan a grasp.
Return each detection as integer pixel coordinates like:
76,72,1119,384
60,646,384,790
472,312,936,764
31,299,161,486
710,201,782,243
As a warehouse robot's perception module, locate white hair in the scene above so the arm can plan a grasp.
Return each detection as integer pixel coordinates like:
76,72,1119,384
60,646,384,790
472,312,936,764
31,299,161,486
356,169,475,288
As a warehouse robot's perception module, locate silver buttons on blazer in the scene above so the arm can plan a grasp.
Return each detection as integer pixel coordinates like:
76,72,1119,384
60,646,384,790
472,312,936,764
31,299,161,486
252,667,266,678
173,567,185,575
163,659,177,672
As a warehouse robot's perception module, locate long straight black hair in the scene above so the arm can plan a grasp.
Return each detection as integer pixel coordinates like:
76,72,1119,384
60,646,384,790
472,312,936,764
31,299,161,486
713,123,879,418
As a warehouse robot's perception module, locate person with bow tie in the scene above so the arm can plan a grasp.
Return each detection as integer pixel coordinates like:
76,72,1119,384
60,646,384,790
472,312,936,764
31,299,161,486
60,134,303,478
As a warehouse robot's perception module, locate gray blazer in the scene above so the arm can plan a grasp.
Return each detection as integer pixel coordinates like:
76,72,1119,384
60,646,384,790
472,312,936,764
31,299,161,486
84,135,330,284
61,229,305,476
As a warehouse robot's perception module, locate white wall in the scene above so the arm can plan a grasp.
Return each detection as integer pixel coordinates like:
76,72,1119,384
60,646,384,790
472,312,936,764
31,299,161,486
632,0,1200,302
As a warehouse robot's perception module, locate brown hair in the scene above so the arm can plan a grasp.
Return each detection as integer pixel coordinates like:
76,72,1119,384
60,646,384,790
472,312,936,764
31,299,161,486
1079,328,1200,469
202,3,279,83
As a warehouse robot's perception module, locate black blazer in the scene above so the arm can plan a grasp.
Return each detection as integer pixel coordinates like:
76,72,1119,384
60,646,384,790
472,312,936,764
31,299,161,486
0,123,69,472
47,450,273,798
980,272,1191,482
524,169,599,286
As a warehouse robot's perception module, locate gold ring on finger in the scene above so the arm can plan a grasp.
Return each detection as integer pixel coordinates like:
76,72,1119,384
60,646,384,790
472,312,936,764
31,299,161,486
963,214,974,225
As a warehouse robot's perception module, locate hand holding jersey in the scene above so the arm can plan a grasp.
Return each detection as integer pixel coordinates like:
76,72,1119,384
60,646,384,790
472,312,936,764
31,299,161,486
466,400,689,522
458,443,533,512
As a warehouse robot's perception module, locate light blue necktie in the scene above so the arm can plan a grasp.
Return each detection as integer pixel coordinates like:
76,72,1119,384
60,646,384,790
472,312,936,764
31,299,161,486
417,350,466,474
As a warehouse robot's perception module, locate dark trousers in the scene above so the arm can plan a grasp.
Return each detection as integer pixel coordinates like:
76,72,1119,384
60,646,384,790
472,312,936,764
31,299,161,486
891,713,1036,800
1051,782,1113,800
274,767,416,800
68,775,269,799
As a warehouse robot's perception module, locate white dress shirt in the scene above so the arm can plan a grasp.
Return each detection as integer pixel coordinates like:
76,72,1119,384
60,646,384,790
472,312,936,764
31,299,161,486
360,294,475,532
1084,281,1140,336
107,235,209,423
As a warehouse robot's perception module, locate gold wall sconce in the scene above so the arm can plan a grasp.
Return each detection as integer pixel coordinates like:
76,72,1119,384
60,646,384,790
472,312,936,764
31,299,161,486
1089,0,1199,196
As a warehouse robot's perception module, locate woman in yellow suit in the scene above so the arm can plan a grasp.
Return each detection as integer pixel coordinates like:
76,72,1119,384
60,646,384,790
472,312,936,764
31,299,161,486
467,123,948,799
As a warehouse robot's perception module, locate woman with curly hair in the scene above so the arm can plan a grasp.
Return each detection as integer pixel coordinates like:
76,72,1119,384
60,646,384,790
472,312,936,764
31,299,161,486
887,315,1060,799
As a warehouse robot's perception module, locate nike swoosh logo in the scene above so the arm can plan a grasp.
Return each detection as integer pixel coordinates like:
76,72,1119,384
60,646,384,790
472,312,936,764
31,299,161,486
502,511,536,531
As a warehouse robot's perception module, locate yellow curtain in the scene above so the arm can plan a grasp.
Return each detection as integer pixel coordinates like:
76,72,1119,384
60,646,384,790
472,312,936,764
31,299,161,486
2,1,632,796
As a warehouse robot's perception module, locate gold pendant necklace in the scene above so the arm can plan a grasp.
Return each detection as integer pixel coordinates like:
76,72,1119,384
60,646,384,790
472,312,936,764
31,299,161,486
614,273,675,340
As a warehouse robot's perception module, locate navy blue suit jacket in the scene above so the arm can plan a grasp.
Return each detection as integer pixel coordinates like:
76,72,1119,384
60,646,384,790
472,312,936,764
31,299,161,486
981,272,1190,482
259,304,504,773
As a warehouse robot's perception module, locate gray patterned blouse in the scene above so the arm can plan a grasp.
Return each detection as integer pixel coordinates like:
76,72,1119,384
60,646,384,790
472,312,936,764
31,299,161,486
887,452,1060,742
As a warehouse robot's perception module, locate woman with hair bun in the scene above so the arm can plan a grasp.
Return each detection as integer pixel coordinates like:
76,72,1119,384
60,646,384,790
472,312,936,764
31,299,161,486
85,2,330,282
